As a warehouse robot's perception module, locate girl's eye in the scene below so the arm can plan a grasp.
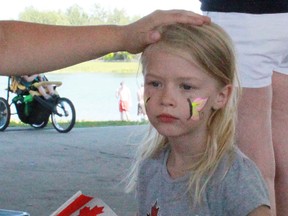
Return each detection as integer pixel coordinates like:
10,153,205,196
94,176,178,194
148,81,161,88
181,84,193,90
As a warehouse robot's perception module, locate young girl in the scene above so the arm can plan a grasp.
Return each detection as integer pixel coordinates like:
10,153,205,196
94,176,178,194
126,23,271,215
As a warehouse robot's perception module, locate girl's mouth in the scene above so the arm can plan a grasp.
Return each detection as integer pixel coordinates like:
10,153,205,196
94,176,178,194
157,114,178,123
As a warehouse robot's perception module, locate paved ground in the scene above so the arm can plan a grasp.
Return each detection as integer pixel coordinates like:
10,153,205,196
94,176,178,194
0,125,148,216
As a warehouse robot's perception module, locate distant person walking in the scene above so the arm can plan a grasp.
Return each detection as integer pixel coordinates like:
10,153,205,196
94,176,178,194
137,83,147,121
116,81,131,121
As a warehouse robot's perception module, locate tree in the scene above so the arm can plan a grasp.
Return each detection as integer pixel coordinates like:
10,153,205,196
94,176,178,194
89,4,109,25
18,5,140,60
19,5,140,25
106,9,130,25
65,5,90,26
19,7,68,25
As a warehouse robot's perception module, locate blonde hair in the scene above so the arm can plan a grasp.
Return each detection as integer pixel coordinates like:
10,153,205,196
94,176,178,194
126,23,240,206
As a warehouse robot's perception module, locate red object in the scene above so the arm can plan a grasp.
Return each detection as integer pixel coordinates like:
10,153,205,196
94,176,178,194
79,206,104,216
52,191,117,216
119,100,129,112
147,202,159,216
57,194,96,216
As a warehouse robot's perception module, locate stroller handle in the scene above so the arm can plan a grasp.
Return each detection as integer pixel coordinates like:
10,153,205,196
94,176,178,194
33,81,62,88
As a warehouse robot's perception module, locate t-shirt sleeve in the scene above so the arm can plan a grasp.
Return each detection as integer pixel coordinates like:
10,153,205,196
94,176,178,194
221,155,270,216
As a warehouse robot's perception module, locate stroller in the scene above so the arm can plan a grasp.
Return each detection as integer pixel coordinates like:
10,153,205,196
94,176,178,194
0,75,76,133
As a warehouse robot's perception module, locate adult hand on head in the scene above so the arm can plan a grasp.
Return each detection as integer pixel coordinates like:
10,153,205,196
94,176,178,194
122,10,211,54
0,10,210,76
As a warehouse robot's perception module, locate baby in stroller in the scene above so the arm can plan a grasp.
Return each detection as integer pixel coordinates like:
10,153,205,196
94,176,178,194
0,74,76,133
9,74,62,118
21,74,57,100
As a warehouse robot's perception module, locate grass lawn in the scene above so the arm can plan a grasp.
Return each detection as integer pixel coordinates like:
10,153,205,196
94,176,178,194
53,61,142,74
8,120,149,128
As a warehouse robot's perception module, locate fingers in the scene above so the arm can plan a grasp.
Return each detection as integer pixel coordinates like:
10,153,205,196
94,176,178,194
144,10,210,44
149,9,211,26
123,9,211,54
148,31,161,42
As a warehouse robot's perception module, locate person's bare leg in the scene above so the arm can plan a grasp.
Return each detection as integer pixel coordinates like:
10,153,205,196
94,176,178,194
125,111,131,121
46,85,55,95
272,72,288,216
37,86,51,99
237,86,276,215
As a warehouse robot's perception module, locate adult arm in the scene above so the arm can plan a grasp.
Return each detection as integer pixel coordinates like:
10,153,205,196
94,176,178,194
0,10,210,75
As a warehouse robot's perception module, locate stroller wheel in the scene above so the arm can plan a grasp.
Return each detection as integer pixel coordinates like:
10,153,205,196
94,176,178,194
31,119,49,129
0,97,10,131
51,97,76,133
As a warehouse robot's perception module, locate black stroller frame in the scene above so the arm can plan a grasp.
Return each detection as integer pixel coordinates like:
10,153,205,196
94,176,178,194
0,76,76,133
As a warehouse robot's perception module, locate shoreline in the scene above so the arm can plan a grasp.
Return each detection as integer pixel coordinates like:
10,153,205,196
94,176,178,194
8,120,149,128
51,61,142,74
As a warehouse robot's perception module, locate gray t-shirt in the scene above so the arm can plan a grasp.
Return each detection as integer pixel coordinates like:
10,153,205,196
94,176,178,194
136,148,270,216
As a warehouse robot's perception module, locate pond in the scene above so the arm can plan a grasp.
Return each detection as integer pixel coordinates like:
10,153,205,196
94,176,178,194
0,72,144,121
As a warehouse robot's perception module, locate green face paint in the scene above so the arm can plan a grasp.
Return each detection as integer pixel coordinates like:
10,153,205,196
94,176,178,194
187,97,208,121
145,96,151,105
144,96,151,112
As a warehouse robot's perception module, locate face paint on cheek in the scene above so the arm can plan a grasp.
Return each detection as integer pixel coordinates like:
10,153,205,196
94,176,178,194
145,96,151,105
144,96,151,111
187,97,208,121
187,98,193,119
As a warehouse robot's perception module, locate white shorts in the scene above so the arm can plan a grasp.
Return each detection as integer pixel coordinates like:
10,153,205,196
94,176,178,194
203,12,288,88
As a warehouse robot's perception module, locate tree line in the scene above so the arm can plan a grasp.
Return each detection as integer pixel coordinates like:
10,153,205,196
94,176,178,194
18,5,140,61
19,4,140,26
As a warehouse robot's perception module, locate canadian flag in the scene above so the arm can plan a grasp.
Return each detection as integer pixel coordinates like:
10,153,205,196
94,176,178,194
50,191,118,216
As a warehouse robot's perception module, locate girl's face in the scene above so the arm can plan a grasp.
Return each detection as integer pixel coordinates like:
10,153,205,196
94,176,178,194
143,48,229,140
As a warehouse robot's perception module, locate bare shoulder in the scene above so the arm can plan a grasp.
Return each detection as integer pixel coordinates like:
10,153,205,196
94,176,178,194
248,205,271,216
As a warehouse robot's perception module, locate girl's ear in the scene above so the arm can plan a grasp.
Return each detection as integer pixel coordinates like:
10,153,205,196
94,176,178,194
213,84,232,110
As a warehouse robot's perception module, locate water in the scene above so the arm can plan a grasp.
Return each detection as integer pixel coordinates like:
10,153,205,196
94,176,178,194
0,72,144,121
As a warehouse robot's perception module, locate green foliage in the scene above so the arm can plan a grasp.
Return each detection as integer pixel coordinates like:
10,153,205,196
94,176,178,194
18,4,141,62
106,8,130,25
9,120,148,128
102,52,135,61
75,120,148,127
102,53,115,61
18,4,140,26
65,5,90,25
19,7,68,25
55,61,141,74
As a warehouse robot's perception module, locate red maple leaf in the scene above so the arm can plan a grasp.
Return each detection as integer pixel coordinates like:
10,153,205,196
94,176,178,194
78,206,104,216
147,202,159,216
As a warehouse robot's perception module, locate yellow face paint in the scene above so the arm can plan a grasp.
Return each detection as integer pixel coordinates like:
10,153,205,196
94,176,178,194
187,97,208,121
145,96,151,105
144,96,151,112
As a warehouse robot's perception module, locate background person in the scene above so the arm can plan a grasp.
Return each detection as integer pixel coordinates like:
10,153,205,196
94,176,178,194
137,83,147,121
116,81,132,121
199,1,288,215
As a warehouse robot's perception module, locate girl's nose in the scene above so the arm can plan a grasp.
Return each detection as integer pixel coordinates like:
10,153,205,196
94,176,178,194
160,87,176,107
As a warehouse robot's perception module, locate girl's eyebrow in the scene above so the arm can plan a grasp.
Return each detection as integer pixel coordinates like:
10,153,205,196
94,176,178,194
144,73,162,79
145,71,204,83
176,76,203,82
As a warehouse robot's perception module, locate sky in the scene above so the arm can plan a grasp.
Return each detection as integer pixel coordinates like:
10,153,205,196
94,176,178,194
0,0,202,20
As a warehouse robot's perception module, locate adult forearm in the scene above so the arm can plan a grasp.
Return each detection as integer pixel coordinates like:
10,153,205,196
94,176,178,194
0,21,125,75
0,10,210,76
